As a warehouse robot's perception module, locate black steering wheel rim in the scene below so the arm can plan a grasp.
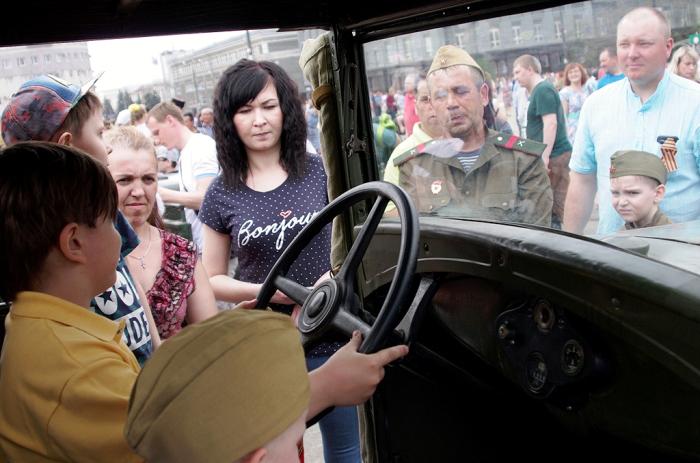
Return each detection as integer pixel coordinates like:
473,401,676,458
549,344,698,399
256,181,419,354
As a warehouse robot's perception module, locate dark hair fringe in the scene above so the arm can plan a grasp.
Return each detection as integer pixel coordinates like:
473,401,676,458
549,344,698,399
0,142,117,301
212,59,307,189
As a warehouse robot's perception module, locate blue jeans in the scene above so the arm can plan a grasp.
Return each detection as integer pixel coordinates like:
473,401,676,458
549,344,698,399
306,355,362,463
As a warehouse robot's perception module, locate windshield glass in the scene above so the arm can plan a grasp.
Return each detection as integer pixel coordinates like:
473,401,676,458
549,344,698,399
367,0,700,244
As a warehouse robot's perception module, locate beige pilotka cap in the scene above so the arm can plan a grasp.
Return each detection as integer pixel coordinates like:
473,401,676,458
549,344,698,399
609,150,668,185
125,309,310,463
428,44,485,79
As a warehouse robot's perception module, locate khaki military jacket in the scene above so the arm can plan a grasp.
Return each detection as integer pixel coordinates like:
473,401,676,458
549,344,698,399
395,130,553,226
623,209,672,230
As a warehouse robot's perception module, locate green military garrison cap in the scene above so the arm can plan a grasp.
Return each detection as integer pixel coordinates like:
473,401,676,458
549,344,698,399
609,150,667,185
428,45,485,79
125,309,309,463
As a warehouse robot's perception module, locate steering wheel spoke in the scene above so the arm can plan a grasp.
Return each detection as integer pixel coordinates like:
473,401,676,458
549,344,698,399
336,196,389,282
274,275,312,306
331,308,372,338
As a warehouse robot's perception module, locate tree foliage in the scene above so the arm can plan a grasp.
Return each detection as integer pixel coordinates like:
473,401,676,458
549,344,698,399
143,91,162,111
103,98,116,119
117,90,134,111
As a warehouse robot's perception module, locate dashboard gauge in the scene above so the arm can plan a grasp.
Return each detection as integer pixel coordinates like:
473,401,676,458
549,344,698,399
561,339,585,376
526,352,548,393
533,300,555,333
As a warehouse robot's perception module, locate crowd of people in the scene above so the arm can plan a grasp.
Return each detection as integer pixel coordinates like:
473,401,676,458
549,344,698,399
0,56,406,461
0,4,699,463
377,7,700,233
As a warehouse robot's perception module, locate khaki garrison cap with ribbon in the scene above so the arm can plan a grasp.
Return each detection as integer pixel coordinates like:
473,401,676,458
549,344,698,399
609,150,667,185
125,309,310,463
428,45,485,79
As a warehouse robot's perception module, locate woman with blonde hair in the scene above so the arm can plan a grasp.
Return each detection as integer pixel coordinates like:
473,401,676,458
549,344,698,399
668,45,699,83
105,126,217,340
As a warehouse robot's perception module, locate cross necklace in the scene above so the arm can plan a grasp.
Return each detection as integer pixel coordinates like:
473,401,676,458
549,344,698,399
128,226,154,270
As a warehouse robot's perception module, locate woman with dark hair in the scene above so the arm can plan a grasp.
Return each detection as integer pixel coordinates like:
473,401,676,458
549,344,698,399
199,59,361,463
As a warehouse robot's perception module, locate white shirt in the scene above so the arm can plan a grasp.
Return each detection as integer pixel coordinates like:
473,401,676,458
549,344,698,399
179,133,219,251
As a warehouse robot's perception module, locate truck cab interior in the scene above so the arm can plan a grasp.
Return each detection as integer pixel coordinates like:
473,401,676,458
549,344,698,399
2,1,700,461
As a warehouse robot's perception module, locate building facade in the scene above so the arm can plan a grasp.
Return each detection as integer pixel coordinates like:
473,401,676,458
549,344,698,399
0,42,93,113
363,0,700,91
161,29,324,113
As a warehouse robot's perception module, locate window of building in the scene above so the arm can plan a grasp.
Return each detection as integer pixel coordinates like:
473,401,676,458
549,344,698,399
45,54,51,63
268,39,298,53
554,20,562,40
513,25,522,45
574,17,583,38
424,36,433,56
2,59,10,69
540,54,550,69
17,57,25,66
679,5,690,27
386,42,397,65
597,17,607,35
455,32,464,48
404,38,412,61
31,55,38,64
489,27,501,48
534,22,543,42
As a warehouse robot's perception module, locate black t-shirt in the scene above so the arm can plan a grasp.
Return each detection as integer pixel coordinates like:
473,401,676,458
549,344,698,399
200,155,339,357
200,154,331,287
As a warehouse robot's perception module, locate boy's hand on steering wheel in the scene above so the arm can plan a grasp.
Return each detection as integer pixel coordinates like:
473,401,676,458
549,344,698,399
318,331,409,406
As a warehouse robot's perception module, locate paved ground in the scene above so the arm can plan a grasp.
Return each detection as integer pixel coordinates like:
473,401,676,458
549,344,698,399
303,424,324,463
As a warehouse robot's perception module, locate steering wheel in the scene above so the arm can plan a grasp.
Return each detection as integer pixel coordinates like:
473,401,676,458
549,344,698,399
256,181,419,354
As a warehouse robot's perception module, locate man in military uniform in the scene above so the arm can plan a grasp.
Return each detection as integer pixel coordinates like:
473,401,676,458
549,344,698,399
395,45,553,226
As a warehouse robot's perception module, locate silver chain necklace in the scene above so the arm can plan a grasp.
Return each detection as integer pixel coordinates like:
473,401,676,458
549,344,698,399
127,226,154,270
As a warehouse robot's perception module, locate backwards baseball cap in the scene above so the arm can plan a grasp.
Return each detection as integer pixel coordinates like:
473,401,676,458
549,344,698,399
609,150,667,185
1,72,102,145
428,45,484,79
125,309,310,463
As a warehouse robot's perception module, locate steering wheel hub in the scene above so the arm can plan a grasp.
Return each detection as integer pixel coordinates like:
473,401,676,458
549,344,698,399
299,280,341,336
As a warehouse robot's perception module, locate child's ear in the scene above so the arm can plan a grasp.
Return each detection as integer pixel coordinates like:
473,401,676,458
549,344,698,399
240,448,266,463
57,223,88,264
654,184,666,203
55,131,73,146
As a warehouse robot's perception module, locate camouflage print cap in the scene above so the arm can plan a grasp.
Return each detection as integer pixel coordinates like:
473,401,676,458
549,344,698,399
609,150,667,185
1,73,102,145
428,45,484,79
